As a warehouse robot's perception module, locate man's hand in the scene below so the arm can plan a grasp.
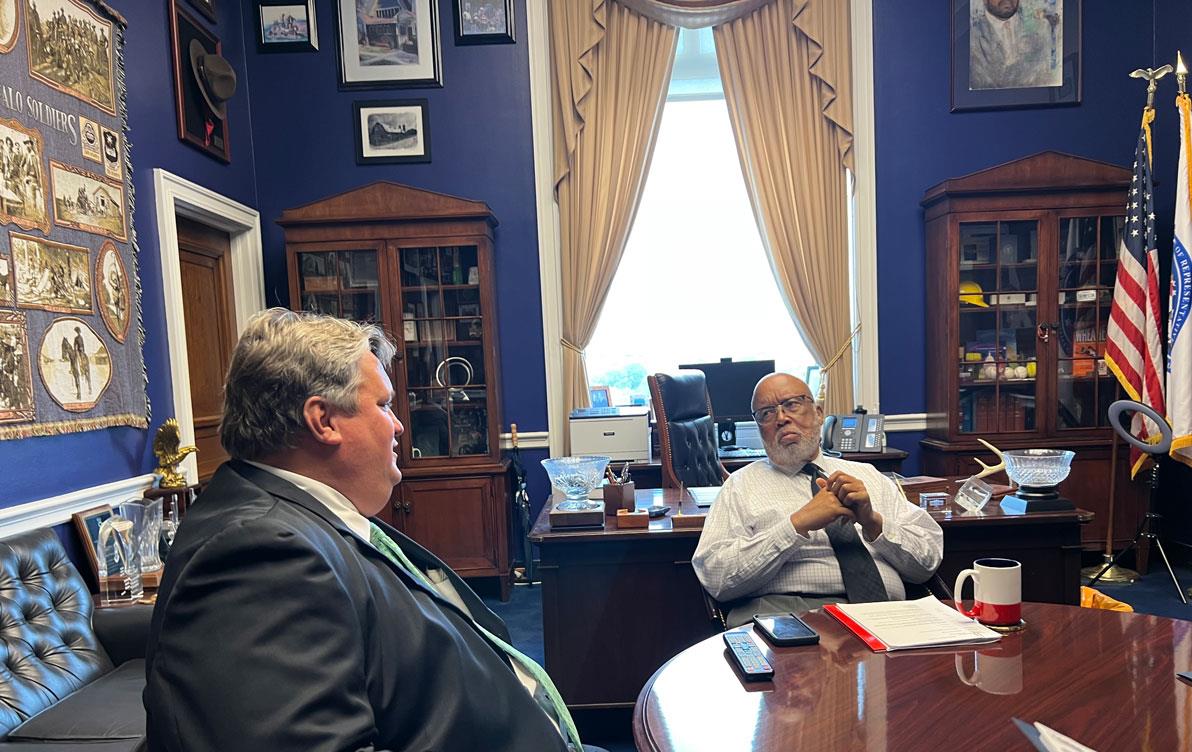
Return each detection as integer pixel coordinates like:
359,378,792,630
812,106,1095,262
826,471,884,541
790,479,855,537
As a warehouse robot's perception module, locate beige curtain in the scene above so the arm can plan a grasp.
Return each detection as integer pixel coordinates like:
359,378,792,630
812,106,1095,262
616,0,770,27
551,2,678,418
714,0,856,414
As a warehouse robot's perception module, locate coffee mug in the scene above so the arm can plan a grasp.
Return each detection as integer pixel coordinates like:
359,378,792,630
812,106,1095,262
954,643,1023,695
954,557,1021,626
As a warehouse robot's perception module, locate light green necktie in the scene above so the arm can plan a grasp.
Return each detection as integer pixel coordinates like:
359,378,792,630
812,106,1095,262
368,522,582,752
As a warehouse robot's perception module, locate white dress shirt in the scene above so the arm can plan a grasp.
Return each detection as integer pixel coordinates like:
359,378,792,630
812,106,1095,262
692,453,944,602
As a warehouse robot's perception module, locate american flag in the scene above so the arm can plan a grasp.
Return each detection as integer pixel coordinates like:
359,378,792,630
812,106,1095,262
1105,115,1166,477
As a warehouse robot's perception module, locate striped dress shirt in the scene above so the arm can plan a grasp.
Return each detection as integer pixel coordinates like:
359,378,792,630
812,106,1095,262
692,453,944,602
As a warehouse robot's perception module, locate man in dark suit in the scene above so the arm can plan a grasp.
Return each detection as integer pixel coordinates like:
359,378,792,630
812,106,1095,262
145,308,592,751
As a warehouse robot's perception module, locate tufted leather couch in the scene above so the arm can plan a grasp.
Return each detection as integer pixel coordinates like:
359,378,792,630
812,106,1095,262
648,371,730,489
0,529,148,751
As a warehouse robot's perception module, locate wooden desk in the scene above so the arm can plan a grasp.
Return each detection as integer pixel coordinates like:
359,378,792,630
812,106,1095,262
530,489,1089,710
627,448,909,488
634,603,1191,751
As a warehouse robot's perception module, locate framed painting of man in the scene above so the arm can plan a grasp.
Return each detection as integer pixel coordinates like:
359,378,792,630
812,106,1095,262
25,0,116,115
0,118,50,236
0,310,35,425
10,232,93,314
951,0,1081,112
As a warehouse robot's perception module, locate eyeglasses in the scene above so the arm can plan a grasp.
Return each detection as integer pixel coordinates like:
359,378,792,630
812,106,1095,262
751,395,815,425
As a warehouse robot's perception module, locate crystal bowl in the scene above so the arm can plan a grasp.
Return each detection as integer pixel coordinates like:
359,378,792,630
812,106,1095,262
1003,449,1074,489
541,455,610,511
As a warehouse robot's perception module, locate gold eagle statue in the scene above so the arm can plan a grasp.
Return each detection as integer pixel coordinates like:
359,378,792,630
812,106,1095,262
153,419,197,489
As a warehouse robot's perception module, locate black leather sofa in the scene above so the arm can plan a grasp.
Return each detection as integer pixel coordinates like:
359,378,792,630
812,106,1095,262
0,529,148,750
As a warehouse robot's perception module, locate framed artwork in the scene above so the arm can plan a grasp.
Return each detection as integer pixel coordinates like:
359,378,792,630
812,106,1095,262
0,117,50,235
257,1,318,53
72,505,113,585
0,310,35,424
187,0,217,24
37,317,112,411
353,99,431,164
453,0,514,45
0,0,18,54
10,232,93,314
170,0,231,163
336,0,442,88
25,0,115,114
96,241,130,343
951,0,1080,112
589,386,611,408
50,161,127,241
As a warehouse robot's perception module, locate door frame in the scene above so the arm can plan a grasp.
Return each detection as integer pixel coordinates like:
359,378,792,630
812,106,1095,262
153,169,263,484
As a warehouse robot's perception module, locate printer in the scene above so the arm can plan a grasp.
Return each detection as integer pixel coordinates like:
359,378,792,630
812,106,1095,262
568,406,651,462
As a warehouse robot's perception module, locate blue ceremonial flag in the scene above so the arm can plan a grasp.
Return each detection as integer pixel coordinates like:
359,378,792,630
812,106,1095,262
1170,94,1192,466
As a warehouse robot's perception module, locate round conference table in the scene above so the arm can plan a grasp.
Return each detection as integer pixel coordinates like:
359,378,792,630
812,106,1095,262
633,603,1192,751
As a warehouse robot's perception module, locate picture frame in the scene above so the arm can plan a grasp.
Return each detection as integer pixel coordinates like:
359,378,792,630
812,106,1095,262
25,0,116,115
187,0,217,24
0,309,36,425
950,0,1081,112
589,386,612,409
336,0,442,89
353,99,431,165
72,505,115,586
453,0,515,45
170,0,231,163
256,0,318,53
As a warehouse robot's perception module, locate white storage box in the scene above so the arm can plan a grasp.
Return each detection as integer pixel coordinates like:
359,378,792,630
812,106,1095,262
569,406,651,462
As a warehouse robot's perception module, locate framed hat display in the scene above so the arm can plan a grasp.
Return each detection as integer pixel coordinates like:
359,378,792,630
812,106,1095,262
169,0,233,162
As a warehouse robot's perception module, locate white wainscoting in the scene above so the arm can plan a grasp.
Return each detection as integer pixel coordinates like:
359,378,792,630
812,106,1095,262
0,474,156,538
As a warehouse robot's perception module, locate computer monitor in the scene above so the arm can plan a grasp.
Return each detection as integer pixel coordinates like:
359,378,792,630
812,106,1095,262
676,358,776,422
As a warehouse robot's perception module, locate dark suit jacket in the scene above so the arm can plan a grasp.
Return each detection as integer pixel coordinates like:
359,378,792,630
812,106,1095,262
144,460,568,752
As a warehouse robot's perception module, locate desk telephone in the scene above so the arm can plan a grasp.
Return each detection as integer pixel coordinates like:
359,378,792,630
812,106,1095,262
821,411,884,453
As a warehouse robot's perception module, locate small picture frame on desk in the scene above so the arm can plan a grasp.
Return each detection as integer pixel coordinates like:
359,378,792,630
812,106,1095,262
73,505,114,588
589,386,611,408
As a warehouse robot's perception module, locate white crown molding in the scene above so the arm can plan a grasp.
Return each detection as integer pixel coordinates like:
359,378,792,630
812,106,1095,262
0,474,156,538
850,0,880,413
527,0,566,459
499,430,550,450
883,413,928,432
153,169,264,484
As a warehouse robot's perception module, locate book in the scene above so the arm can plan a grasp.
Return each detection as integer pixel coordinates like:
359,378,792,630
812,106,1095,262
824,596,1001,652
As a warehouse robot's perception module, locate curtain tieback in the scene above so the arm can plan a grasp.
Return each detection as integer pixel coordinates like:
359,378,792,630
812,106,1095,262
560,339,585,356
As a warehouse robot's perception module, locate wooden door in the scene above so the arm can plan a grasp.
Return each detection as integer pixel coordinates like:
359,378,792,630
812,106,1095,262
177,216,237,482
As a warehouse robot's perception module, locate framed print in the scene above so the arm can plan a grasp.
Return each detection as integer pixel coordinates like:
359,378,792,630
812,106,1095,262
37,316,112,411
50,161,127,241
589,386,611,408
0,310,35,424
0,117,49,235
25,0,115,114
170,0,231,163
453,0,514,45
96,241,130,343
10,232,93,314
187,0,217,24
354,99,430,164
336,0,442,88
951,0,1080,111
257,1,318,52
0,0,18,54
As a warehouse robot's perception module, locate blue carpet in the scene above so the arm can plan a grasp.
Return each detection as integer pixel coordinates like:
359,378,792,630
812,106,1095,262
1088,561,1192,619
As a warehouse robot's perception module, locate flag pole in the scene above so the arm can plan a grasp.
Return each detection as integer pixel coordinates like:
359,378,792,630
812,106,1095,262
1083,382,1138,583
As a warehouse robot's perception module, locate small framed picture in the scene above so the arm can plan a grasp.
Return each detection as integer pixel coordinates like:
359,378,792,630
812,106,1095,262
453,0,515,45
336,0,442,88
72,505,115,587
257,1,318,52
353,99,431,164
589,386,612,408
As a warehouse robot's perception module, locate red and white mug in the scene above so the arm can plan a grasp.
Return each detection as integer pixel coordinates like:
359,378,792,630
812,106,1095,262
954,558,1021,626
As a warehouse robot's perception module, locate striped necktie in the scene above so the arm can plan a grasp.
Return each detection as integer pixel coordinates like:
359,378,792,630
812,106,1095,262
803,464,888,603
369,522,582,752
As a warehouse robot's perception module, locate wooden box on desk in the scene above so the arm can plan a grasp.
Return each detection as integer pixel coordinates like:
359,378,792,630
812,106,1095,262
548,492,605,529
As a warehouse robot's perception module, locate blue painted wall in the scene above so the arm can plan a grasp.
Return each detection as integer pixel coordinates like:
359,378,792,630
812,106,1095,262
0,0,258,506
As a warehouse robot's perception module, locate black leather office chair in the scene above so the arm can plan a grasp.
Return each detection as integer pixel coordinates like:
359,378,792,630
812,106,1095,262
648,371,729,489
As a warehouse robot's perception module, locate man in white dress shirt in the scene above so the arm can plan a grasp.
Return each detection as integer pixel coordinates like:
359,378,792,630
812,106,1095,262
692,373,943,627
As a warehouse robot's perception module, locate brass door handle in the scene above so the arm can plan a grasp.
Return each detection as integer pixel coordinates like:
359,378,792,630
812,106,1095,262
404,501,412,514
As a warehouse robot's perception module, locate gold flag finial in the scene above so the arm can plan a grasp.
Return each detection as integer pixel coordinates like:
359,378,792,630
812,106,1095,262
1178,51,1188,95
1130,64,1173,108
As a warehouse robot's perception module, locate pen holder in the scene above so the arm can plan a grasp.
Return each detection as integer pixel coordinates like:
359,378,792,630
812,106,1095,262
603,482,636,515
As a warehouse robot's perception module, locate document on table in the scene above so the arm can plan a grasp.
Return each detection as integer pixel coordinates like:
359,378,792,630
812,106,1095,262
824,596,1002,651
1013,719,1099,752
687,487,720,507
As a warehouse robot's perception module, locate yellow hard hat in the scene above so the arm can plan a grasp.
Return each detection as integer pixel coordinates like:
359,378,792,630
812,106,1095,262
959,280,989,308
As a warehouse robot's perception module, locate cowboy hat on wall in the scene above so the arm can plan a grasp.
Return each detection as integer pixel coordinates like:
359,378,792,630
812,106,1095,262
169,0,236,162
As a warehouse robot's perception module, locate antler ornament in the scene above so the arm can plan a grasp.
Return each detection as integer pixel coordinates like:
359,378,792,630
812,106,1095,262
971,438,1006,481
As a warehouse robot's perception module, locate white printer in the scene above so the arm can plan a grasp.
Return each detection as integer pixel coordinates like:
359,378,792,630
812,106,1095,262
568,406,651,462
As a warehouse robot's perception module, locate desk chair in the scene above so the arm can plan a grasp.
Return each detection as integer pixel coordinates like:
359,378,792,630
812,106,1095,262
648,371,730,489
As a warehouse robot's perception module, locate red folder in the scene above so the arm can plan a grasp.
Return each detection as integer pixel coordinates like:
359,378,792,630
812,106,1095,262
823,603,888,652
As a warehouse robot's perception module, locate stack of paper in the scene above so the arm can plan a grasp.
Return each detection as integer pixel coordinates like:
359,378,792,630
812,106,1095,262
824,596,1002,651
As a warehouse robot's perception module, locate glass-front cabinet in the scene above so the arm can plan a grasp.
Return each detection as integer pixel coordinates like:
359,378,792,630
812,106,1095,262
281,183,511,597
921,153,1146,552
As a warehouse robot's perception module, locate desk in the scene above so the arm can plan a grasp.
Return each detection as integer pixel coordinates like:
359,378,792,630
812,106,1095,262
627,449,909,489
634,603,1192,751
530,489,1089,710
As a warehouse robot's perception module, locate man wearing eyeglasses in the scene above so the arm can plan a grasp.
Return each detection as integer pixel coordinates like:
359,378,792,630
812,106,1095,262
693,373,943,628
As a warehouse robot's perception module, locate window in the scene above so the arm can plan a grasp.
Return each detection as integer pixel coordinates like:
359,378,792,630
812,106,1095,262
585,29,814,406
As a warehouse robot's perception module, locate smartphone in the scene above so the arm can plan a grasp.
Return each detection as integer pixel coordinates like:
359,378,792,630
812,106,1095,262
647,506,670,518
752,613,819,646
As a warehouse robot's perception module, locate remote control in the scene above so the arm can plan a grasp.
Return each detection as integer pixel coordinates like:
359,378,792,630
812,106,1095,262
722,630,773,681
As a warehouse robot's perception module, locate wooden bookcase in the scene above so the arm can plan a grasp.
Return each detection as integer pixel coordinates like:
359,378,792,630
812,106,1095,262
280,182,510,596
920,152,1146,552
